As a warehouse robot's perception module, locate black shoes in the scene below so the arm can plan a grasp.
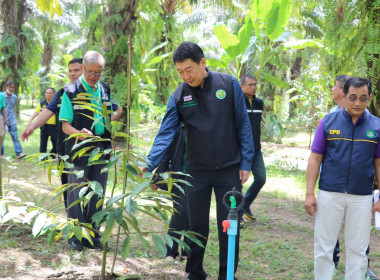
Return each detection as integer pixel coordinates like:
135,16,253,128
68,240,84,251
82,239,104,250
242,209,256,222
68,239,103,251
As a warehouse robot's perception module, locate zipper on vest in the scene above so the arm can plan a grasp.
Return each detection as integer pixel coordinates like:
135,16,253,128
344,125,356,193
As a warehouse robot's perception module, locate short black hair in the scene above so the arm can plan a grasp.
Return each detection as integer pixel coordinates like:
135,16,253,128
343,77,372,95
335,75,352,87
46,87,56,92
241,74,257,85
173,42,204,64
68,58,83,66
5,81,14,86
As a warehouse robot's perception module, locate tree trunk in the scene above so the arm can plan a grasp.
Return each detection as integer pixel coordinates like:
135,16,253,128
366,0,380,117
40,21,53,98
0,0,28,116
289,55,302,117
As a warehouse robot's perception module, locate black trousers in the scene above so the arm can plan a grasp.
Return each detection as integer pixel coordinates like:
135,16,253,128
185,164,241,280
166,181,189,258
40,124,57,154
67,164,108,242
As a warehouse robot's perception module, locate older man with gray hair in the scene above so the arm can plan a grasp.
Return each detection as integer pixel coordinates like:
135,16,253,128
59,51,118,251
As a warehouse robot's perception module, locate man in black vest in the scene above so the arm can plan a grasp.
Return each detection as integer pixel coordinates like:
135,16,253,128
27,87,57,155
141,42,254,280
238,75,266,226
59,51,117,251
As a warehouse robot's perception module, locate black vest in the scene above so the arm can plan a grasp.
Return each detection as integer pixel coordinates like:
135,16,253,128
174,71,241,170
63,79,112,166
245,96,263,150
54,88,66,156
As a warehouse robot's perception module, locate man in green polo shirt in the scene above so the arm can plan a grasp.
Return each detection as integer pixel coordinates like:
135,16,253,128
59,51,119,251
0,93,9,151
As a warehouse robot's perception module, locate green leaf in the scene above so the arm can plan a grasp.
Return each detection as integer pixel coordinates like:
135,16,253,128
130,181,150,198
84,191,95,207
107,154,119,169
92,208,109,227
72,226,83,241
125,197,138,215
88,148,100,163
138,235,151,250
114,208,123,225
62,223,73,241
101,213,116,243
152,235,167,256
125,163,139,177
79,186,89,198
121,236,130,260
163,233,173,249
82,227,93,245
90,181,104,197
47,229,56,246
268,0,293,41
74,170,84,179
282,39,324,49
213,25,240,58
107,193,127,207
32,213,47,237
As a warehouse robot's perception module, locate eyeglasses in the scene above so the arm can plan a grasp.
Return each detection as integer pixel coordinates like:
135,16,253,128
83,67,103,77
347,96,370,102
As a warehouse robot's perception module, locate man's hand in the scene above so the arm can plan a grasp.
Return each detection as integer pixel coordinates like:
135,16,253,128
304,194,317,216
150,184,159,190
78,128,93,140
138,166,148,178
239,170,250,184
4,119,8,127
21,125,34,141
372,199,380,214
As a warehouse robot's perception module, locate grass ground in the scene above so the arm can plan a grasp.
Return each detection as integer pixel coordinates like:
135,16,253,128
1,107,380,279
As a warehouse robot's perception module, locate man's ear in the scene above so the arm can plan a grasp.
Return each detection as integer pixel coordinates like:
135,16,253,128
369,94,372,101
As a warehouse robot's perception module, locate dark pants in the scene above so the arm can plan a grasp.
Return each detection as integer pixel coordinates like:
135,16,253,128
239,150,266,216
40,124,57,154
333,240,370,266
185,164,241,280
61,171,68,209
166,182,189,258
67,164,108,242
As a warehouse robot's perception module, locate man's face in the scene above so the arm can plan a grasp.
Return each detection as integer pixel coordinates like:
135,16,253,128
241,78,257,98
45,88,55,102
6,84,14,93
176,58,207,88
68,62,83,83
331,81,344,104
83,63,103,86
344,85,371,120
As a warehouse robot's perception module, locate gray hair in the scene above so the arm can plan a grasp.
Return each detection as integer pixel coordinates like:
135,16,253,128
83,51,105,68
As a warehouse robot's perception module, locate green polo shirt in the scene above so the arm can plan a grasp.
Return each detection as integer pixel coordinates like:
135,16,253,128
59,75,105,135
0,93,6,111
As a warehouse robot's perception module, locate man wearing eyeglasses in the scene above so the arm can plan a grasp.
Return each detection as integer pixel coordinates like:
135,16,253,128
304,77,380,279
330,75,352,113
59,51,121,251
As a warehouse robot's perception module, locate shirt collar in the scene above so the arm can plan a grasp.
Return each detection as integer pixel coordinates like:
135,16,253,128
80,74,99,92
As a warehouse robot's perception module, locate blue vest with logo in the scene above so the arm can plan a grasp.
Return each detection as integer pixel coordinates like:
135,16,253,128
319,109,380,195
173,71,241,170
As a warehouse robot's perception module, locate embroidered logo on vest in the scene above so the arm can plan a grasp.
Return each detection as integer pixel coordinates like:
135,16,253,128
329,130,340,135
216,89,226,100
366,130,375,138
